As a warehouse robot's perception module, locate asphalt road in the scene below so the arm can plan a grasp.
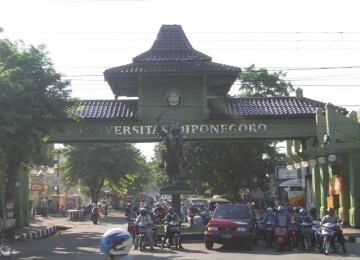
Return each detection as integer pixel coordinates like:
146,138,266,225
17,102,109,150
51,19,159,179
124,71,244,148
11,213,360,259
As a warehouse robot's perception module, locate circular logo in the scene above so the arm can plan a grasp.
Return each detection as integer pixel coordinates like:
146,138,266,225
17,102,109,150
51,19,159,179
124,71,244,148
165,89,182,108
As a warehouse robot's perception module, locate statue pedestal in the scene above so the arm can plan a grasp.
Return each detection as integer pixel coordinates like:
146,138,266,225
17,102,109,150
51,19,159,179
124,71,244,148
159,181,192,216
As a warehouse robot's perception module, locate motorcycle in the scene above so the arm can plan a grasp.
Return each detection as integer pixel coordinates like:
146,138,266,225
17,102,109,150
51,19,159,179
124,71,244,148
161,221,181,250
300,222,313,251
135,222,153,252
288,221,298,250
154,211,165,225
312,220,322,252
0,237,13,257
91,213,99,224
274,224,288,251
322,222,341,255
127,218,137,244
264,222,274,247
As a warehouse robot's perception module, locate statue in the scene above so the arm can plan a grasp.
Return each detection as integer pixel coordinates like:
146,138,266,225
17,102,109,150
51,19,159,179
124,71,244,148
155,119,186,187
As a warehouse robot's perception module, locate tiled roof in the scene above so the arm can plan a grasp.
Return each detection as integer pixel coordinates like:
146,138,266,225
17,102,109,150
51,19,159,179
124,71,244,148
104,25,241,77
133,25,211,62
104,61,240,75
69,97,347,121
208,97,347,119
70,100,138,121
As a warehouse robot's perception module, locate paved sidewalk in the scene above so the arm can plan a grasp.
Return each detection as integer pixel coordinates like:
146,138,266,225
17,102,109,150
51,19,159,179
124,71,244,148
14,212,360,245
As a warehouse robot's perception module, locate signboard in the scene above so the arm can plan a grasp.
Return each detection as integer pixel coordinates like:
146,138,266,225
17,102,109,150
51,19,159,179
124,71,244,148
276,166,298,180
31,184,44,191
30,175,44,185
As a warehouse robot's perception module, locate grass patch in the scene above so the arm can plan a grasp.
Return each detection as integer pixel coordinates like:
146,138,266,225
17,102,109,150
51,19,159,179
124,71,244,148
156,224,205,233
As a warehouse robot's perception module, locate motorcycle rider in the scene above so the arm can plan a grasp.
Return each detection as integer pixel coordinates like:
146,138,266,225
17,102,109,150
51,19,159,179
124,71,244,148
287,206,301,250
125,205,139,232
91,203,100,224
263,207,275,246
274,206,291,226
264,207,276,223
298,208,312,249
320,207,346,253
188,203,200,226
135,208,154,250
161,206,183,249
309,206,320,221
274,206,291,249
153,202,165,224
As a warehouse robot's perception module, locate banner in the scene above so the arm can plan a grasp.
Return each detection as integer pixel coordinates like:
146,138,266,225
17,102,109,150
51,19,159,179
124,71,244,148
287,190,305,206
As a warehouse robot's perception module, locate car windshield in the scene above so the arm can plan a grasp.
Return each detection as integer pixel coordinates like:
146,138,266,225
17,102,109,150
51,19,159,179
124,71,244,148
213,205,249,219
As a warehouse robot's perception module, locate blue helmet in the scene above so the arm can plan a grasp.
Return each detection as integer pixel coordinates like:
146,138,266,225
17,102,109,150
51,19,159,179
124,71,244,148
277,206,285,212
99,228,132,256
169,207,175,214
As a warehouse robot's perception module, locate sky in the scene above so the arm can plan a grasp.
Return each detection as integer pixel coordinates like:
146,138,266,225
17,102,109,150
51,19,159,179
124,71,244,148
1,0,360,160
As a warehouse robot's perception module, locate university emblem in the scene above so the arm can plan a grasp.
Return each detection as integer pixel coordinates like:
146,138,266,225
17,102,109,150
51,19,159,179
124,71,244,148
165,89,182,108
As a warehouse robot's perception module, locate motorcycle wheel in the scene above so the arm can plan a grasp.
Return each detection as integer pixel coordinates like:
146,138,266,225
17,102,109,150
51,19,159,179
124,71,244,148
277,242,284,252
131,230,136,244
139,236,145,252
323,238,330,255
0,241,13,256
290,235,296,250
174,235,180,251
333,237,340,253
304,234,311,251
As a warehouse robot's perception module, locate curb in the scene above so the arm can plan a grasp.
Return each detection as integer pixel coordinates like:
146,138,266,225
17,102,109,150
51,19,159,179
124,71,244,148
344,235,360,245
16,225,58,240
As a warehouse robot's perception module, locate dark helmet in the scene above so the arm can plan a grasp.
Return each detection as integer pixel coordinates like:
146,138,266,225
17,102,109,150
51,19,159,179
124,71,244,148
287,206,294,213
294,206,301,214
310,207,317,215
169,207,175,214
143,204,150,210
327,207,334,213
140,208,147,215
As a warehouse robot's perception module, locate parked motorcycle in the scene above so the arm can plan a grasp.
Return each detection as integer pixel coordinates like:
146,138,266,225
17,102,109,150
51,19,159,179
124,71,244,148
161,221,181,250
322,222,341,255
274,224,288,251
312,220,322,252
264,222,274,247
300,222,313,251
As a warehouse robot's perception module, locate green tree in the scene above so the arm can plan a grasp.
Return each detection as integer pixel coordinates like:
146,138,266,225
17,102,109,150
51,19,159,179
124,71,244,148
239,64,294,97
0,39,76,208
184,65,292,199
60,143,149,203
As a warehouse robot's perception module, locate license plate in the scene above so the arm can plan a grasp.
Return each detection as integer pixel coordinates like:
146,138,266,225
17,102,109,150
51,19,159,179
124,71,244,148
221,235,233,238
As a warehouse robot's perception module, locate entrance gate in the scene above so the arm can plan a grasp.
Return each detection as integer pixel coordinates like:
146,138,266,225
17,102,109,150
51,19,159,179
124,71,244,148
50,25,360,227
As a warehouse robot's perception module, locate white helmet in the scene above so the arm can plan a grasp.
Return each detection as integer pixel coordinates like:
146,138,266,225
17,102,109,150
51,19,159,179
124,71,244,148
99,228,132,256
267,207,273,212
